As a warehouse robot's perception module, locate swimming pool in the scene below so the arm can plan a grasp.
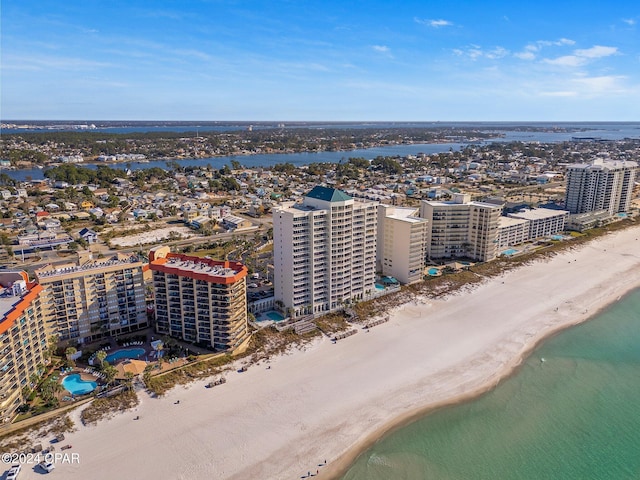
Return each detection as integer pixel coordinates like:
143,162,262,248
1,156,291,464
375,284,385,291
265,311,285,321
105,348,145,363
501,248,519,256
62,374,97,395
428,268,440,276
551,235,564,240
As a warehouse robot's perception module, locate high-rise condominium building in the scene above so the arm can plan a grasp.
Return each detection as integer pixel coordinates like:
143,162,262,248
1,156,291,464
420,193,502,262
273,186,377,318
565,159,638,215
149,247,249,352
35,253,147,346
377,205,429,284
0,272,47,424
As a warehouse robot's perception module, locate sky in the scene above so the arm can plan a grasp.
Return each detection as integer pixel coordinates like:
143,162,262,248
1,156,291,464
1,0,639,121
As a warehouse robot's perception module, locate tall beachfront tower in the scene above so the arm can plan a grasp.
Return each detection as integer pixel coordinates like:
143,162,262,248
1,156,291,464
35,253,147,346
149,247,249,352
273,186,377,318
420,193,502,262
0,271,47,424
377,205,429,284
565,159,638,215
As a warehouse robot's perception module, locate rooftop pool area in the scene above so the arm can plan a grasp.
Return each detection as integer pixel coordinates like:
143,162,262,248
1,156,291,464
105,348,145,364
62,374,97,395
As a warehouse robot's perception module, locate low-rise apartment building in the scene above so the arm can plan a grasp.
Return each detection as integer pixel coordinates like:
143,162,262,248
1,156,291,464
507,208,569,239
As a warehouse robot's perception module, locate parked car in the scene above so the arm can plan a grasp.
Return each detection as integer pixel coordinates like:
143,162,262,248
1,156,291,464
40,461,55,473
7,464,21,480
248,283,258,288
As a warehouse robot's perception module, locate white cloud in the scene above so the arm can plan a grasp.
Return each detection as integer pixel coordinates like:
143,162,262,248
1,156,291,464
486,47,509,59
573,45,618,58
415,18,453,28
572,75,627,94
514,38,575,61
622,18,636,26
514,51,536,60
544,45,618,67
544,55,587,67
453,45,508,60
537,38,575,48
540,91,578,97
372,45,390,53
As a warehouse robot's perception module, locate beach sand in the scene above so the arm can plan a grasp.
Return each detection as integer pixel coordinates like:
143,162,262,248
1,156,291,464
17,225,640,480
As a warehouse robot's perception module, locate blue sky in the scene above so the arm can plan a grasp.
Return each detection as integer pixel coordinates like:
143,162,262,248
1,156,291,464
2,0,639,120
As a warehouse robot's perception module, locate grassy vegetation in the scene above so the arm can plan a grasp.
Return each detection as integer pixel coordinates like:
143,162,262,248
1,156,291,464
144,326,320,396
315,312,351,335
144,354,233,396
80,390,139,426
0,415,74,452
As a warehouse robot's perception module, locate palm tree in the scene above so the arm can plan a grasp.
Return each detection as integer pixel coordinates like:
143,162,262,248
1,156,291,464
103,365,117,387
124,371,135,391
65,346,77,367
96,350,107,369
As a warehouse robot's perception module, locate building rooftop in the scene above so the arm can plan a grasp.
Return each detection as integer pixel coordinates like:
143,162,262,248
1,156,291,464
150,252,247,284
382,206,426,223
509,208,569,221
305,185,352,203
35,254,142,279
498,216,528,228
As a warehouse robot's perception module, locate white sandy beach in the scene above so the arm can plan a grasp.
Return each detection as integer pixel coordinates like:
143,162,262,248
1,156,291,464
16,225,640,480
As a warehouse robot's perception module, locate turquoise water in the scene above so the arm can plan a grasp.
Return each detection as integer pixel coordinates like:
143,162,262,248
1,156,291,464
342,288,640,480
105,348,145,363
62,374,97,395
428,268,440,276
501,248,519,256
266,311,285,321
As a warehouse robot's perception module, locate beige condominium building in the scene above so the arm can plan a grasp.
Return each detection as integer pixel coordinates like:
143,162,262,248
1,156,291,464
149,247,249,352
35,253,147,346
273,186,377,318
377,205,429,284
420,193,502,262
0,272,47,424
565,159,638,215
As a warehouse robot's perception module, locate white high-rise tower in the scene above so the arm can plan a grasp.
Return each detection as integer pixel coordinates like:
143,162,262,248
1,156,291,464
273,186,377,318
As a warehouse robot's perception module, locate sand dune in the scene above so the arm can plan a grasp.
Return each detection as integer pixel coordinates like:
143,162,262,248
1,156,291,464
18,225,640,480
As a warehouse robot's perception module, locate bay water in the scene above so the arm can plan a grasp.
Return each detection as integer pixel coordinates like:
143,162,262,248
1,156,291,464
341,288,640,479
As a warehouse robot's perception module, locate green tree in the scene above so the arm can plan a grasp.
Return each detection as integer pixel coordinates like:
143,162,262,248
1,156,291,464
124,371,135,391
96,350,107,368
103,365,117,387
65,346,77,366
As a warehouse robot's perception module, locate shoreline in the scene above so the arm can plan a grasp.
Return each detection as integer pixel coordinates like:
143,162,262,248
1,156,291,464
13,223,640,480
322,283,640,479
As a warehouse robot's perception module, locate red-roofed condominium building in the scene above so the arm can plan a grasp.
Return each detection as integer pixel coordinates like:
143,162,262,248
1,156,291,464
149,246,249,352
0,272,48,424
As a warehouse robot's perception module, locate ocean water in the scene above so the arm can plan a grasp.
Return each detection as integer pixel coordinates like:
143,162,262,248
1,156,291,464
341,288,640,480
